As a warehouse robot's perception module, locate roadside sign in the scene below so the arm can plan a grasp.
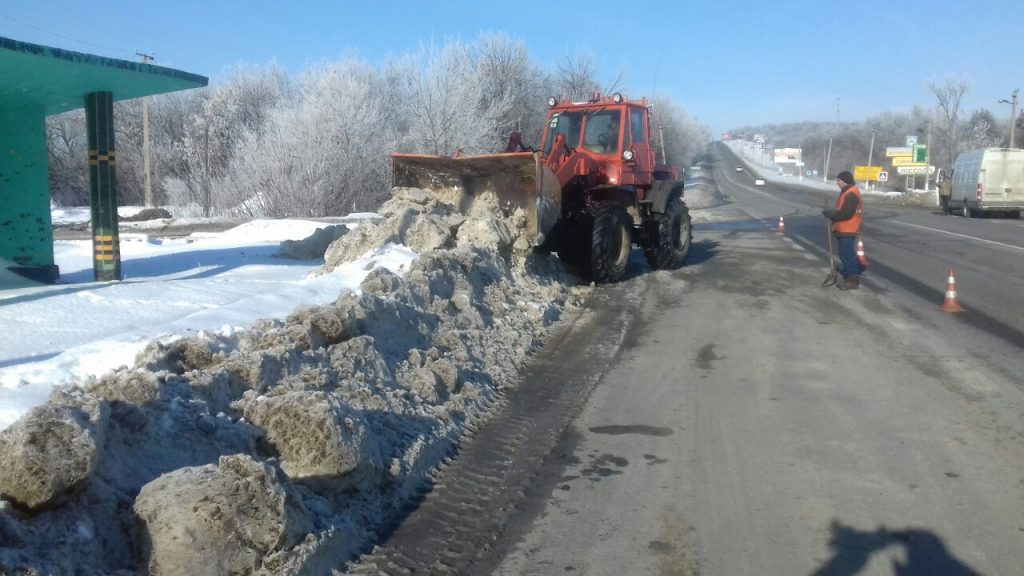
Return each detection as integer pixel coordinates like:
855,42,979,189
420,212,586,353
813,170,818,176
914,144,928,163
878,171,889,182
854,166,883,181
896,166,935,175
905,135,918,147
886,146,913,157
806,170,812,176
893,157,928,167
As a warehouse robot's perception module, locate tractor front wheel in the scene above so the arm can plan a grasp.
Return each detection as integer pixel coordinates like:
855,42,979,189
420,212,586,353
589,201,633,283
645,197,692,270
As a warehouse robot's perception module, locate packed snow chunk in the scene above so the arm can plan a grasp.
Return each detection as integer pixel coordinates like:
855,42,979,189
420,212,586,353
277,224,349,260
287,303,360,350
323,217,397,269
455,217,515,253
240,391,374,479
139,336,217,375
133,454,313,576
0,400,107,511
400,213,453,253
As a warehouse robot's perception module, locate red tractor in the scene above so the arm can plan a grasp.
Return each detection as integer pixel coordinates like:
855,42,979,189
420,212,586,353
391,92,691,283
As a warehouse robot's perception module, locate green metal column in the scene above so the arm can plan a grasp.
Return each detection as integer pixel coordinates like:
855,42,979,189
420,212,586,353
0,104,58,282
85,92,122,282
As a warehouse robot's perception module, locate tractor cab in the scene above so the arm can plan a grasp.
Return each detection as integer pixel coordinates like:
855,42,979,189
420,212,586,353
540,93,657,188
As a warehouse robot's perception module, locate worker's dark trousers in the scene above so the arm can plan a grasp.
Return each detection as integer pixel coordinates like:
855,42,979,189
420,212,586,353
836,235,865,277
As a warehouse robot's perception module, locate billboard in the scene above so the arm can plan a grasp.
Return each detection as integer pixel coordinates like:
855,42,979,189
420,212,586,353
773,148,802,163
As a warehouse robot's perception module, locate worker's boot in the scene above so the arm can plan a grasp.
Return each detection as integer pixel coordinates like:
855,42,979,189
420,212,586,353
838,275,860,291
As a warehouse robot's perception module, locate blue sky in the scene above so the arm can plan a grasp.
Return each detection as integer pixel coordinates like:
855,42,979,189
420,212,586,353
2,0,1022,137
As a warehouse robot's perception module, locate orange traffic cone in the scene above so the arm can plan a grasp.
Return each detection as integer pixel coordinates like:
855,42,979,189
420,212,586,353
777,216,785,233
856,237,868,267
940,268,965,313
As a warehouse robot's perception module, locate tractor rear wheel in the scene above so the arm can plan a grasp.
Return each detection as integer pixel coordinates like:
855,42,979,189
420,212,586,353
645,197,692,270
588,201,633,283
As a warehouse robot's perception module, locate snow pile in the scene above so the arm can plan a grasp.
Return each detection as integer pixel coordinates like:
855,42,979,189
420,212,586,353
0,186,587,574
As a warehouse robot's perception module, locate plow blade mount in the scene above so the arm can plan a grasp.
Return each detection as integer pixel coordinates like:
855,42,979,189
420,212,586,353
391,152,562,247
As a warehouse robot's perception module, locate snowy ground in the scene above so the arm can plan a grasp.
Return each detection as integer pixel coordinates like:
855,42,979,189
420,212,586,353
0,185,594,575
0,179,721,575
1,208,409,431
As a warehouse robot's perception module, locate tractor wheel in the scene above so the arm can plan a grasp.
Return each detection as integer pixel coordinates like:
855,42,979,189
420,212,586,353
588,201,633,283
644,197,692,270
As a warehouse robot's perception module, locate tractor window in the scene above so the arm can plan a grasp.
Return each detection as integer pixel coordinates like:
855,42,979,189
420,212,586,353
543,112,583,153
582,110,622,154
630,109,646,145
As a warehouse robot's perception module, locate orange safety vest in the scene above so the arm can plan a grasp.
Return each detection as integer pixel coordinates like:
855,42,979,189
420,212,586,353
833,185,862,234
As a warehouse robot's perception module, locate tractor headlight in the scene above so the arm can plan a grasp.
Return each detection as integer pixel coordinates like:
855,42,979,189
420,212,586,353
611,92,623,103
622,149,634,161
547,96,558,107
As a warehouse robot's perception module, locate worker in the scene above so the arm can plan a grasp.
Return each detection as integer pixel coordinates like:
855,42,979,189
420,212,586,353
938,169,953,213
599,117,620,153
822,170,865,290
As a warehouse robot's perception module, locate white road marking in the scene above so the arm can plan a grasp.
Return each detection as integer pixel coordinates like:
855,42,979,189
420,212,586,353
894,221,1024,252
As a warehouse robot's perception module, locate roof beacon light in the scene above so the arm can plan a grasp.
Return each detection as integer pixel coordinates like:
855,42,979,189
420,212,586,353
547,96,558,107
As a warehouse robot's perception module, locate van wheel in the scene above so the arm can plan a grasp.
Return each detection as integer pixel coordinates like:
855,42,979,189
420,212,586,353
962,203,971,218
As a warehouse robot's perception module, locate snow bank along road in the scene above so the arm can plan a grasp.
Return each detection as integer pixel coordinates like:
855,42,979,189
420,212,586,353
3,157,1024,574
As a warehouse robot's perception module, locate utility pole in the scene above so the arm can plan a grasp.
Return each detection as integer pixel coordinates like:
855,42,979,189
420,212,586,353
867,130,876,167
823,97,839,183
866,129,876,190
924,117,932,193
137,52,155,207
999,89,1019,149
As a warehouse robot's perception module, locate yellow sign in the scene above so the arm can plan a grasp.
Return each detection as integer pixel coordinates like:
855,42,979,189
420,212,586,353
892,157,927,167
854,166,883,181
886,146,913,157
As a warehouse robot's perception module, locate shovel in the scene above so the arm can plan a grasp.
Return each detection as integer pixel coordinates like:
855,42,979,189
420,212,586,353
822,216,838,288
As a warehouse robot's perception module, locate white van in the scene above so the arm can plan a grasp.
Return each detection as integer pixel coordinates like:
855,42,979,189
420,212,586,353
949,148,1024,217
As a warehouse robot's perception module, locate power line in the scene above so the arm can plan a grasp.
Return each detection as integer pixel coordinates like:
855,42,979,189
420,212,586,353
1,15,135,58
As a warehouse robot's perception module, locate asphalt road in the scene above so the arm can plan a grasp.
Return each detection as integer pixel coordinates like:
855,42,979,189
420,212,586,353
487,148,1024,575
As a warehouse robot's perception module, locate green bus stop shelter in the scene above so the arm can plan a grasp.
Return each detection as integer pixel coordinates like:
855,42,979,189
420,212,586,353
0,36,207,283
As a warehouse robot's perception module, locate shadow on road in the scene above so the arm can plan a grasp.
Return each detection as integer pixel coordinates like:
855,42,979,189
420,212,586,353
685,239,719,266
809,519,981,576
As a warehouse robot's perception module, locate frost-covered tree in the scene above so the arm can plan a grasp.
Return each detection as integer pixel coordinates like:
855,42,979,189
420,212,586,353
399,41,513,156
475,33,554,149
160,65,292,214
555,53,600,102
962,109,1003,150
218,58,396,217
168,89,238,215
651,97,710,169
45,110,89,206
930,78,971,170
42,38,710,218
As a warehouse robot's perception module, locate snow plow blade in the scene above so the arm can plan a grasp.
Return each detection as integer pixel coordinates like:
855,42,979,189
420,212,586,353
391,152,562,247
